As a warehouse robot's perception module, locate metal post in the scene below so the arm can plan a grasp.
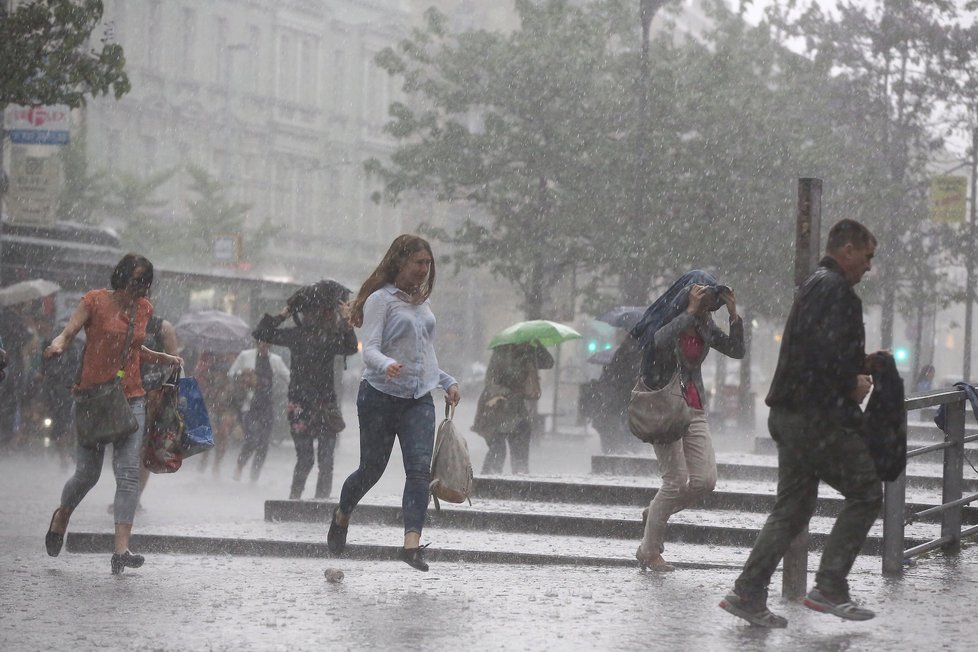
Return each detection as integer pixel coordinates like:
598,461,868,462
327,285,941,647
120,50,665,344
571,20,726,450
963,127,977,382
941,398,966,552
782,178,822,600
881,471,907,574
550,345,561,434
737,307,754,430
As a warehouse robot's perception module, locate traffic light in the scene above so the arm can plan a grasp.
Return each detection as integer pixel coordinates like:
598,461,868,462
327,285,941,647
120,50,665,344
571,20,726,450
894,347,910,364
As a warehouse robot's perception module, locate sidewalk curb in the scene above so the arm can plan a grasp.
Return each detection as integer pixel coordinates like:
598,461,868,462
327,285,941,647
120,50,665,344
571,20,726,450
63,532,739,570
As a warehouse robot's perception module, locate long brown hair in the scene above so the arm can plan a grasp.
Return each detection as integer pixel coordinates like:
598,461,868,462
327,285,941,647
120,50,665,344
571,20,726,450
349,234,435,327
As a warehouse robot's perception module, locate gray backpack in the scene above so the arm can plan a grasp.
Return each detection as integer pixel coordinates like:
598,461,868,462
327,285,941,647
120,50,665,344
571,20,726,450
429,404,474,511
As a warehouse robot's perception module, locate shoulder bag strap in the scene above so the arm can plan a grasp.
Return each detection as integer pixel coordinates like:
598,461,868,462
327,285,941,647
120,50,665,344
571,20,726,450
117,304,138,377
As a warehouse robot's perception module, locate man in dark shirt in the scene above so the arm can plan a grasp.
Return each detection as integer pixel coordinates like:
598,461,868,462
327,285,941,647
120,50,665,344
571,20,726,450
721,219,882,627
253,280,358,499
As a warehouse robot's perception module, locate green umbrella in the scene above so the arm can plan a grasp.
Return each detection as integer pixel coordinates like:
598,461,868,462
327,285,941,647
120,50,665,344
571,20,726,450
488,320,582,349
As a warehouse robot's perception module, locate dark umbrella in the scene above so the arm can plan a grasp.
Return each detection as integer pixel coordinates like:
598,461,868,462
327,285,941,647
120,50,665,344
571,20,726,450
595,305,646,331
175,310,253,353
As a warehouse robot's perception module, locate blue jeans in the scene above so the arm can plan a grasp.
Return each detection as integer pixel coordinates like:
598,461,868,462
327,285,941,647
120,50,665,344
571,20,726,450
338,381,435,535
61,397,146,525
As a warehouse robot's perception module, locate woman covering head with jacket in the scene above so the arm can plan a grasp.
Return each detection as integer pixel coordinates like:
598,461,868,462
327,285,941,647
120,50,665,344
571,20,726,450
329,234,460,572
630,270,744,571
252,279,358,499
43,253,182,574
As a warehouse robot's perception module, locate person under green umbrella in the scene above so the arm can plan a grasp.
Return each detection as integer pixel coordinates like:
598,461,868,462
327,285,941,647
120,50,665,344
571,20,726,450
472,341,554,474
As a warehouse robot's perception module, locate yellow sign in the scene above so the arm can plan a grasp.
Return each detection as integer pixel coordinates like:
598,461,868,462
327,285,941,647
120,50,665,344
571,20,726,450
930,176,968,223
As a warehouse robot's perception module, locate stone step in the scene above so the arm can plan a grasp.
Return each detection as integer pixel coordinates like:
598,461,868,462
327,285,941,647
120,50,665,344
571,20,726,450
591,454,978,493
468,477,978,523
263,500,932,555
752,435,978,461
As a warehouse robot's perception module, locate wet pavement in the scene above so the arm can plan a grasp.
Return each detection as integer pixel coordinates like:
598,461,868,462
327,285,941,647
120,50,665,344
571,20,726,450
3,400,978,650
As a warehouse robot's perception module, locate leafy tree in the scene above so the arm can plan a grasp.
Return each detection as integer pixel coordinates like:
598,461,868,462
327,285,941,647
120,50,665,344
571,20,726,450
366,0,635,319
1,0,128,225
765,0,959,349
105,167,177,253
183,165,279,268
55,119,109,224
0,0,129,110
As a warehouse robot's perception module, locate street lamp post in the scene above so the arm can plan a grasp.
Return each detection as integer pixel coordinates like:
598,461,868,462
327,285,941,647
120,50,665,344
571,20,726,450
964,126,977,382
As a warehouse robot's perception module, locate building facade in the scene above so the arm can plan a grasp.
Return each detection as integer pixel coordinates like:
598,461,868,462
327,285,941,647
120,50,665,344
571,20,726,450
87,0,414,287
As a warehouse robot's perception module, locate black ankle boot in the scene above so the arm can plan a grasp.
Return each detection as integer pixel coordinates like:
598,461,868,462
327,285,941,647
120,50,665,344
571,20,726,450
111,550,145,575
398,545,429,572
327,508,348,554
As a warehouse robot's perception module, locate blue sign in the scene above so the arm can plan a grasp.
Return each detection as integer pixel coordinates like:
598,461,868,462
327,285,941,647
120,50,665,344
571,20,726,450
8,129,70,145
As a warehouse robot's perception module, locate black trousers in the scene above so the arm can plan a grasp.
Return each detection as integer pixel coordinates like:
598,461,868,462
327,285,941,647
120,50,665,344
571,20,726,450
237,409,273,481
287,399,345,499
733,408,882,602
481,419,531,475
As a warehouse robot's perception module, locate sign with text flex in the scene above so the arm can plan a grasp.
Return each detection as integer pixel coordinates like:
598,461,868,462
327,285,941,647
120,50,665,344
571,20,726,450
4,104,71,145
930,175,968,223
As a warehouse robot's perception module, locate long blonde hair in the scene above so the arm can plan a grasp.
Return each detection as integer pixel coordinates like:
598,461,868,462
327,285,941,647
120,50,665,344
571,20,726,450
349,234,435,327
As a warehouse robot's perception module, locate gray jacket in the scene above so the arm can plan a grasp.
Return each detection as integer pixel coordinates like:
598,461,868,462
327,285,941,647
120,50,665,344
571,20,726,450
644,311,745,410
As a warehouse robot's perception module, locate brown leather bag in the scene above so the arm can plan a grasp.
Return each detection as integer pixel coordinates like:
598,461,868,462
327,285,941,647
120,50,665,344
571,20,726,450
627,371,693,445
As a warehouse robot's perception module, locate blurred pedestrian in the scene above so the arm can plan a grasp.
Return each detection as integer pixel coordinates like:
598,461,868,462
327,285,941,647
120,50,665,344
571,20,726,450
0,306,31,448
472,342,553,474
194,350,239,475
586,334,643,454
253,280,357,499
229,341,290,482
914,364,935,394
329,235,461,572
630,270,744,572
41,320,83,468
43,253,182,574
720,219,882,627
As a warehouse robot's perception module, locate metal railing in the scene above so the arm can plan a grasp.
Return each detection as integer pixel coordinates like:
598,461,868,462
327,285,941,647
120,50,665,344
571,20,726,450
881,387,978,574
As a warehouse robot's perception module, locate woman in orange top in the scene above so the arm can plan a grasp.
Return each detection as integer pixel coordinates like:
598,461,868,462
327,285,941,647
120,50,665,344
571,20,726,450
42,254,182,574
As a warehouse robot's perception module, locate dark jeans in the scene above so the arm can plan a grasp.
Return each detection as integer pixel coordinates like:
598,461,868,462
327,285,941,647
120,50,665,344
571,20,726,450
481,420,530,475
338,381,435,534
734,408,882,602
237,409,273,482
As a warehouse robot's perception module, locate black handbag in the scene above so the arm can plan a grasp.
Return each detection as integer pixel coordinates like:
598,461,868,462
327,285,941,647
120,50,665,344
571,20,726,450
74,304,140,449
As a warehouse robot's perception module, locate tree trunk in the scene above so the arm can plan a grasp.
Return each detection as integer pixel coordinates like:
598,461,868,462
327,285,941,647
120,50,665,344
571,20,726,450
524,261,546,320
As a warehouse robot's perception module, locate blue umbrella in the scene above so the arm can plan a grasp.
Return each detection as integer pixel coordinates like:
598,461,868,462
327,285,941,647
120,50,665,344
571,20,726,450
595,305,646,331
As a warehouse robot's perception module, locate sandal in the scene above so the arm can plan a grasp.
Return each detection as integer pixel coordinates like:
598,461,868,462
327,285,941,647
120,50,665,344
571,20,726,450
636,548,675,572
